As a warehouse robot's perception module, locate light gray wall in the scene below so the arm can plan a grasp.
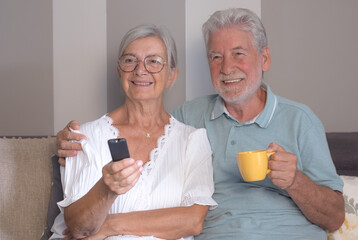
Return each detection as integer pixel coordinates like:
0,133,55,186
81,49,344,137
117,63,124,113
262,0,358,132
106,0,186,112
53,0,107,134
106,0,260,112
1,0,358,135
0,0,53,136
185,0,260,101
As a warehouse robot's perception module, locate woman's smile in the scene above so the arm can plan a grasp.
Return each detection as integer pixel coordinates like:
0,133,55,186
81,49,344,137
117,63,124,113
131,80,153,86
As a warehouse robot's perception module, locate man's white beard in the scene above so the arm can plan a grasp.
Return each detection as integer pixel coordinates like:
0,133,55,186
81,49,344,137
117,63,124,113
221,76,262,105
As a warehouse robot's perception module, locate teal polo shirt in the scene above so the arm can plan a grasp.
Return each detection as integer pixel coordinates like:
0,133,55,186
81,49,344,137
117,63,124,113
171,83,343,240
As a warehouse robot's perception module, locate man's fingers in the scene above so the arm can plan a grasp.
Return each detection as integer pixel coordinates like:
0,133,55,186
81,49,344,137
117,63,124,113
58,137,83,150
56,131,85,151
56,139,82,158
55,120,86,160
267,142,286,153
58,157,66,166
56,130,78,147
64,130,86,142
67,120,81,131
57,149,78,158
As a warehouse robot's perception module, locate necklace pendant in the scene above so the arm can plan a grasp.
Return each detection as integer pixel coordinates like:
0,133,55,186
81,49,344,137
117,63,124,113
146,132,150,138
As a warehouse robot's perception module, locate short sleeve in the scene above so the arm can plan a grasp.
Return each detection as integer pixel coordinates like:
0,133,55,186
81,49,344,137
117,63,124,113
57,131,105,212
181,128,217,210
299,120,343,192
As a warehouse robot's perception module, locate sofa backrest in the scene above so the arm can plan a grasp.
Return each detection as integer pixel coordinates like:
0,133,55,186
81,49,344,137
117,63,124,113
0,137,56,240
326,132,358,177
0,133,356,240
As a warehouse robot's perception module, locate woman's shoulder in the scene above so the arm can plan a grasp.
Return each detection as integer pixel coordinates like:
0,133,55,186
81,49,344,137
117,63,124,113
79,114,117,139
171,116,208,140
170,117,212,158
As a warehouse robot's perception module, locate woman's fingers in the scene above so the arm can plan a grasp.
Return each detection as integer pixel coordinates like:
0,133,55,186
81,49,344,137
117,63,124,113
102,159,143,194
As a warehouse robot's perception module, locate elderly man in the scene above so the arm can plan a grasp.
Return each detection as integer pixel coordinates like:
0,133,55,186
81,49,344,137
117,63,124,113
55,8,344,240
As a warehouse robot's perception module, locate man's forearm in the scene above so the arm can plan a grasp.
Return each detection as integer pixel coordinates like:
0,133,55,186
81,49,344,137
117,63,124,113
103,204,209,239
286,171,344,232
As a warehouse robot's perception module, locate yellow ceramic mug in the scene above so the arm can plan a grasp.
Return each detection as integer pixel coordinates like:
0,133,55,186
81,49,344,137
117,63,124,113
237,150,275,182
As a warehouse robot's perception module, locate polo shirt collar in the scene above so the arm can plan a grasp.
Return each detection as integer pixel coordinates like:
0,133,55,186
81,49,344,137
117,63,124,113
210,82,277,128
255,82,277,128
211,95,226,120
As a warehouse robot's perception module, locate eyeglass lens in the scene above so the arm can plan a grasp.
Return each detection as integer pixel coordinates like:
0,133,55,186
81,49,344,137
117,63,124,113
119,55,166,73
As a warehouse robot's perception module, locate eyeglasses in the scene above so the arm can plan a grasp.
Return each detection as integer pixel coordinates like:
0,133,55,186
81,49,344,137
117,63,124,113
118,54,166,74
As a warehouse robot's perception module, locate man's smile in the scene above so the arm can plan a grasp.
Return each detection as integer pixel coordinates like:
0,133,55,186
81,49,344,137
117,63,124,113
222,78,244,84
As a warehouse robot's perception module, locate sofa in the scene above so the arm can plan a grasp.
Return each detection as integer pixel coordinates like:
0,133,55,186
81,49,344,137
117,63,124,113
0,133,357,240
0,137,56,240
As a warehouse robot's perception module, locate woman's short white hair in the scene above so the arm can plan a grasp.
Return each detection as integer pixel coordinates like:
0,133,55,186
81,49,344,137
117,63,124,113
202,8,268,54
118,24,178,71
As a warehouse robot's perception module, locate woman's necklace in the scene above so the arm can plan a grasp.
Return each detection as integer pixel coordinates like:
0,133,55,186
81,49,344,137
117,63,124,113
146,132,151,138
143,121,165,139
143,125,156,138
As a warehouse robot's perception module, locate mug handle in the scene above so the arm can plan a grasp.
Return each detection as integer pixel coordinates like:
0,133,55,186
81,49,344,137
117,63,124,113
266,152,275,174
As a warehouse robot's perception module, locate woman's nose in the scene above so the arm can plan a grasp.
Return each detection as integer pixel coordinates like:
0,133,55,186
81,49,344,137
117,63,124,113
135,60,148,75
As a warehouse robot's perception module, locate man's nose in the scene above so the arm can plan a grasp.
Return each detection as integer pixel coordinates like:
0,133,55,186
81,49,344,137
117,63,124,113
220,56,235,75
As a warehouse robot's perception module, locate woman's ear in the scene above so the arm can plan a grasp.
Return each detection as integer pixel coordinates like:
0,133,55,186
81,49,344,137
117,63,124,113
117,65,122,78
166,68,179,89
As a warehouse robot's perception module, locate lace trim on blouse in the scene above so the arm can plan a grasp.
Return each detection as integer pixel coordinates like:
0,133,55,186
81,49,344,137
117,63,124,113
102,114,175,211
103,115,119,138
147,116,174,175
102,114,175,171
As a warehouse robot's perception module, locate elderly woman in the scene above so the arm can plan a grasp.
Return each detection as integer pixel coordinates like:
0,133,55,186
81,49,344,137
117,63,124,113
50,24,216,240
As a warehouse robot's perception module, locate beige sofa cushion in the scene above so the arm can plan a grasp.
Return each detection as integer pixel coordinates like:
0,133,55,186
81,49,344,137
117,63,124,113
0,137,56,240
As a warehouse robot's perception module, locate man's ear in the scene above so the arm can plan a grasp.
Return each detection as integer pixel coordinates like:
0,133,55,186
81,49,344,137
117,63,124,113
166,68,179,89
261,46,271,72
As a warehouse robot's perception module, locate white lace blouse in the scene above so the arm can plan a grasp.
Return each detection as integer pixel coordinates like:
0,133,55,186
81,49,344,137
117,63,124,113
50,115,217,240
